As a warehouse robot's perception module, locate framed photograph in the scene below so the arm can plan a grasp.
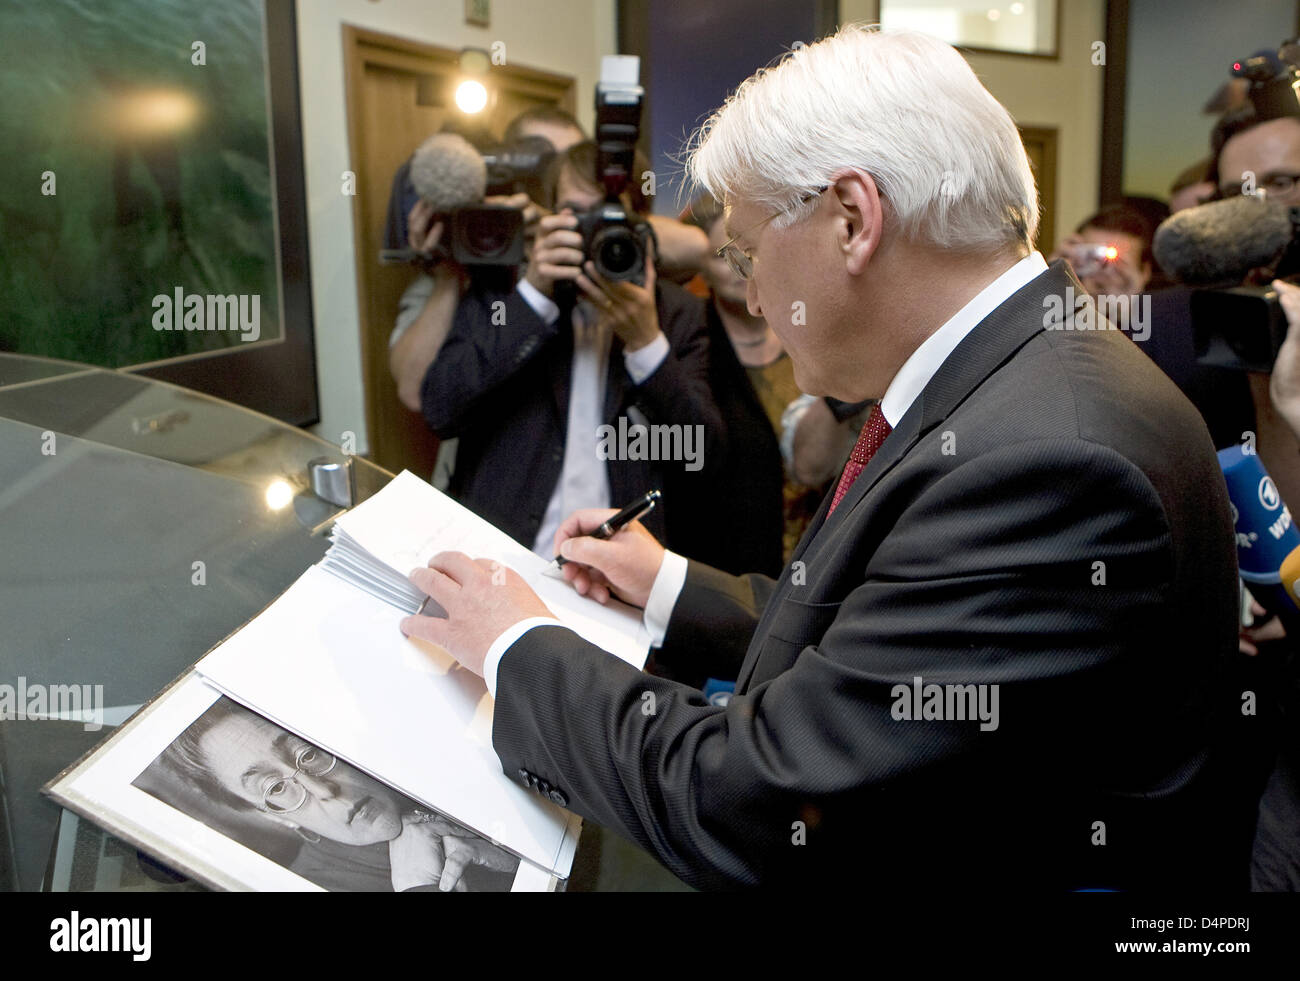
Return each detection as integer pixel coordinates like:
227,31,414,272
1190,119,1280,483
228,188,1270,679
0,0,319,425
46,673,566,892
878,0,1060,59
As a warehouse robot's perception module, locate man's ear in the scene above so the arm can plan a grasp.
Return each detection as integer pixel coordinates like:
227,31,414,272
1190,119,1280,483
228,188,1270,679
829,169,884,275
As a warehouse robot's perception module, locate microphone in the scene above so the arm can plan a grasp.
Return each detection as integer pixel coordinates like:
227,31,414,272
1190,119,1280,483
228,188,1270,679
1152,196,1294,287
1218,444,1300,638
408,132,487,214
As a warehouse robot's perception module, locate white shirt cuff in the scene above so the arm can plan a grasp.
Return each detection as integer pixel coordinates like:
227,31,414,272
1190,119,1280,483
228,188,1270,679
483,616,563,697
516,279,561,326
623,331,669,383
643,550,688,648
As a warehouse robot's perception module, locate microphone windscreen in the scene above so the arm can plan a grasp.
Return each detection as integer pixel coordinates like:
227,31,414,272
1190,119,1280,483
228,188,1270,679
1153,196,1293,287
409,133,487,214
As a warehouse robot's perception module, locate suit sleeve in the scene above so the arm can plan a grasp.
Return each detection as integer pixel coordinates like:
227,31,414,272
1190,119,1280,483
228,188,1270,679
490,438,1176,889
650,560,780,684
420,285,559,438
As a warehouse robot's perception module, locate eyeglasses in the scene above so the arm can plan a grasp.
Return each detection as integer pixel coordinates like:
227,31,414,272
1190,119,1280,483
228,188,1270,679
260,745,338,814
714,186,829,281
1219,172,1300,199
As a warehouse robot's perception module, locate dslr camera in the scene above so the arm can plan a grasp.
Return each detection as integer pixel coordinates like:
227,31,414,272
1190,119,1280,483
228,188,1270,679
573,56,654,286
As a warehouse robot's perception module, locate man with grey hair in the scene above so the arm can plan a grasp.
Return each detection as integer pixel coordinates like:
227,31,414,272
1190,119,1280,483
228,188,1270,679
400,25,1256,890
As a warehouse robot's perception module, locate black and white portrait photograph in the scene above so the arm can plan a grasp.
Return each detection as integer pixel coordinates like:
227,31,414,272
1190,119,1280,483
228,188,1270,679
132,696,520,892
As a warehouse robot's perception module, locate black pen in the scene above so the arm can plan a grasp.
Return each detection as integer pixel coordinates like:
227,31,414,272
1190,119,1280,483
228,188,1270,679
553,490,661,568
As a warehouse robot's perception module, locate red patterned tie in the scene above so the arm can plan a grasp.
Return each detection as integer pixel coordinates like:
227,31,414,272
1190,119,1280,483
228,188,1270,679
827,403,891,516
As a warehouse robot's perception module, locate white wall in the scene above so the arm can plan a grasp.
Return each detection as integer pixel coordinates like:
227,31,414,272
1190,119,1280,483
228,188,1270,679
296,0,616,453
841,0,1108,248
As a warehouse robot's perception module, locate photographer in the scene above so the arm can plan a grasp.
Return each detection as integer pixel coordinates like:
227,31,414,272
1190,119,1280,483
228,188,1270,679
419,139,721,556
388,110,585,417
388,110,708,424
1179,47,1300,891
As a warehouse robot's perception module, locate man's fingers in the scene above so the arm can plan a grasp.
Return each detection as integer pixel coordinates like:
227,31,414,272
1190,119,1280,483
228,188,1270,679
419,219,444,253
439,851,470,892
408,564,458,603
400,610,448,647
555,509,619,549
558,533,621,572
428,550,485,586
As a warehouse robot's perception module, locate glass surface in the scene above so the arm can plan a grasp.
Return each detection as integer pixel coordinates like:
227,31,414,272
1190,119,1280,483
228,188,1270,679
879,0,1057,57
0,355,391,891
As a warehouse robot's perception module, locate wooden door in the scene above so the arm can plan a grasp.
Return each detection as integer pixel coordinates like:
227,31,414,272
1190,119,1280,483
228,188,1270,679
342,27,575,476
1019,125,1058,253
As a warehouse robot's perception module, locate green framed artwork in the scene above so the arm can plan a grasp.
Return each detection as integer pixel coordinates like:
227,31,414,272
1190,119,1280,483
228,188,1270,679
0,0,318,424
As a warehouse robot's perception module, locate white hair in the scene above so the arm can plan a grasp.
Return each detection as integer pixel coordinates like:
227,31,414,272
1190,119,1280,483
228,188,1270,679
684,24,1039,253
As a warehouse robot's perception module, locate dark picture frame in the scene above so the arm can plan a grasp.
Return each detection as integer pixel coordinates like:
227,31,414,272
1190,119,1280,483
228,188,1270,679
130,0,319,426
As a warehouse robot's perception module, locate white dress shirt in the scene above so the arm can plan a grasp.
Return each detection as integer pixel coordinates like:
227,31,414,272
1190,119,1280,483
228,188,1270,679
483,253,1048,695
480,279,668,695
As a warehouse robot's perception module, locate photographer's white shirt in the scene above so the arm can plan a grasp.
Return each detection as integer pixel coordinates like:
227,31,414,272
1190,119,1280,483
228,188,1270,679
517,278,669,559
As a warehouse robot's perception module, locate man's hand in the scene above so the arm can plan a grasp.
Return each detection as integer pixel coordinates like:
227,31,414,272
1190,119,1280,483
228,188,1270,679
438,836,518,893
576,253,661,352
401,553,555,677
485,191,546,246
1270,280,1300,437
388,812,458,892
1239,598,1285,656
553,509,666,608
407,199,444,254
524,213,584,298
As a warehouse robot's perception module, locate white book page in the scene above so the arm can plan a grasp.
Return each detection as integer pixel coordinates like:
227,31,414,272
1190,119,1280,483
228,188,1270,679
195,471,652,874
333,470,650,667
196,566,572,873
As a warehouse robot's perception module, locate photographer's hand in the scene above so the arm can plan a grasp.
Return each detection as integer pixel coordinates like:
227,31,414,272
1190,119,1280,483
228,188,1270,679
484,191,546,243
524,213,584,299
407,199,443,254
1270,280,1300,438
576,251,661,351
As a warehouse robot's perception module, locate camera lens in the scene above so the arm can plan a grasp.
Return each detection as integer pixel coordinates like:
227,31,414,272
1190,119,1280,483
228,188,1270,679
462,212,512,260
593,227,641,279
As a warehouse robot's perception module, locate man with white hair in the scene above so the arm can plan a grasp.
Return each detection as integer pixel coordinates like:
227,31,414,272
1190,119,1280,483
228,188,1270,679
400,25,1257,890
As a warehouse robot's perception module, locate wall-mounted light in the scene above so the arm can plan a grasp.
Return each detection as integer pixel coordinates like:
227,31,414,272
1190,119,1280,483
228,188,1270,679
455,79,488,114
454,47,492,116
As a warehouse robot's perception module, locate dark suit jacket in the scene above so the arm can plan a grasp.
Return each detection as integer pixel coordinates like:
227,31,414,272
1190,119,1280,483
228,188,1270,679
421,279,722,550
660,300,785,579
490,261,1260,890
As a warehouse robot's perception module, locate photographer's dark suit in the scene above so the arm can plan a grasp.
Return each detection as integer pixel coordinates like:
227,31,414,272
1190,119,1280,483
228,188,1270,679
489,261,1264,890
421,278,721,551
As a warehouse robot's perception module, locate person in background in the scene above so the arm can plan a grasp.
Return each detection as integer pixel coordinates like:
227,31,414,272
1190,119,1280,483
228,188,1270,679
663,193,818,574
418,140,721,558
1169,158,1217,213
780,392,875,489
387,106,710,491
1055,203,1255,452
1052,203,1155,300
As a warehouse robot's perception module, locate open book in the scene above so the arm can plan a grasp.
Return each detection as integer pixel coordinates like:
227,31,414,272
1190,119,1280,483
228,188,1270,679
46,471,650,888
